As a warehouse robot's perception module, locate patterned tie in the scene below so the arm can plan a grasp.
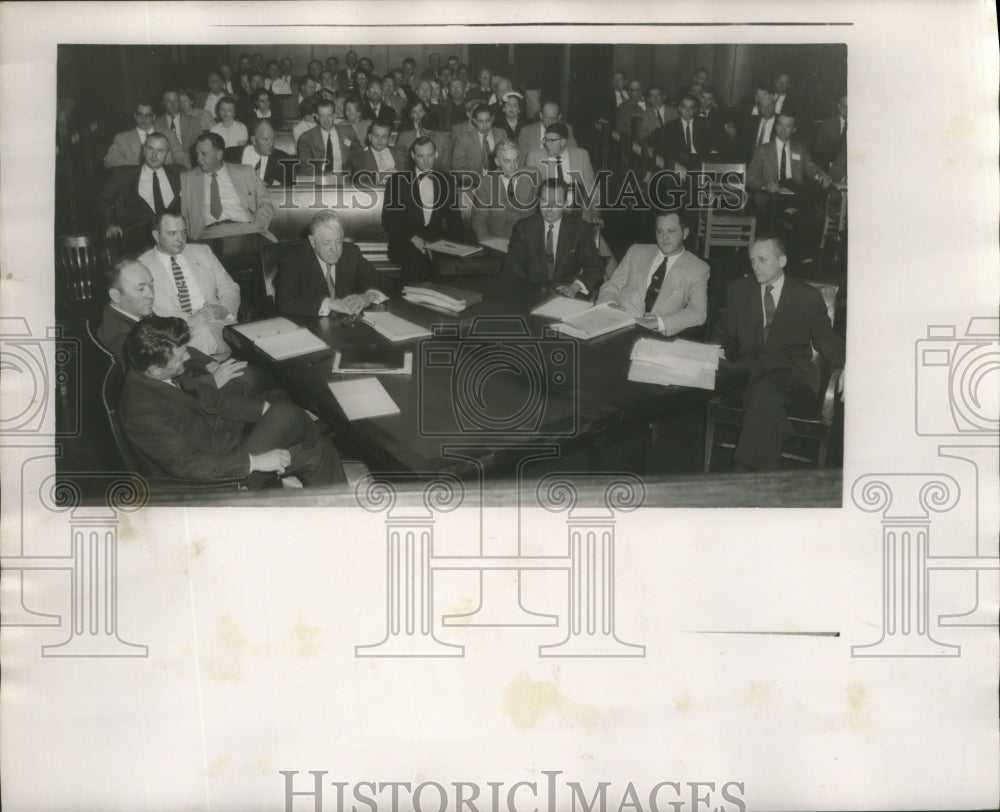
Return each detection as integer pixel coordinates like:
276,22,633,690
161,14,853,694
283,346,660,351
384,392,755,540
170,256,192,313
779,142,789,183
763,284,776,341
152,170,165,214
645,257,667,313
325,262,336,299
209,172,223,219
325,134,335,173
544,224,555,278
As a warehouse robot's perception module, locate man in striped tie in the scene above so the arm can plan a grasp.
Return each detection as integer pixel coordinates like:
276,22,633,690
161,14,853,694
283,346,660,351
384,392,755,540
138,212,241,360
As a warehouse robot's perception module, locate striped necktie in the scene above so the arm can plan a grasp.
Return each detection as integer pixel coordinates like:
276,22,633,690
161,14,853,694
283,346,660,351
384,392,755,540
170,256,192,313
325,263,336,299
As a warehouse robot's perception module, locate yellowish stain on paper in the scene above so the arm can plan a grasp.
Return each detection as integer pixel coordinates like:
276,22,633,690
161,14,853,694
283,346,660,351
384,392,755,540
846,683,870,730
204,614,325,683
208,757,230,777
502,671,621,733
675,694,692,712
947,115,972,136
742,680,776,712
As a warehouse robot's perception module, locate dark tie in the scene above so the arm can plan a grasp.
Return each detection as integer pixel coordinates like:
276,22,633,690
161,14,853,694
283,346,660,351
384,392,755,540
763,284,775,341
657,108,664,127
779,142,788,183
169,117,177,134
170,256,192,313
645,257,667,313
255,158,262,178
555,156,565,185
544,224,555,278
685,122,692,152
209,172,223,219
507,176,516,203
152,170,165,214
482,134,490,171
325,134,334,173
325,263,336,299
757,121,765,147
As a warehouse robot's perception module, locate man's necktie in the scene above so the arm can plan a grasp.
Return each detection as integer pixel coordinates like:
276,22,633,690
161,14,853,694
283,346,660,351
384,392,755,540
209,172,223,219
255,158,262,179
325,263,336,299
657,108,664,127
170,256,192,313
645,257,667,313
555,156,565,185
152,171,165,214
325,134,334,173
507,176,516,203
763,284,775,341
779,142,789,183
544,224,555,279
482,134,491,171
685,122,693,152
169,117,177,134
756,121,765,147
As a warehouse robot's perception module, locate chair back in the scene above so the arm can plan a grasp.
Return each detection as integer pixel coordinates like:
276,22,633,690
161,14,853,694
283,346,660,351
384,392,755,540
703,209,756,258
801,279,841,384
56,234,108,323
700,161,747,207
259,239,309,313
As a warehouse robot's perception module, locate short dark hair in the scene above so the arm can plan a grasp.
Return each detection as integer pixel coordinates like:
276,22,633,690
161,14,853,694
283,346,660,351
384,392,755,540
125,316,190,372
544,122,569,140
252,87,271,102
652,209,691,233
144,131,170,150
752,233,788,258
472,104,493,119
537,177,569,202
315,99,336,115
151,211,186,232
105,257,144,293
409,135,437,156
195,132,226,152
679,93,700,107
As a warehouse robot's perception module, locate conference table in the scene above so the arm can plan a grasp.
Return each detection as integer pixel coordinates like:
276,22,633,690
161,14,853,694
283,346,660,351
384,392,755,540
224,272,746,481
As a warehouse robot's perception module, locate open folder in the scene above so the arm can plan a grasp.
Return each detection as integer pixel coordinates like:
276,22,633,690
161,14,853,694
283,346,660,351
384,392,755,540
231,318,329,360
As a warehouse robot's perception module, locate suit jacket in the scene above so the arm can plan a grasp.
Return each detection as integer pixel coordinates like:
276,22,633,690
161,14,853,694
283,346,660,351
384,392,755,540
296,126,355,175
154,113,202,158
350,144,408,182
179,163,275,240
497,113,528,142
653,117,719,166
223,145,296,186
334,67,360,92
470,170,537,242
635,105,678,143
614,99,646,137
596,245,709,336
103,127,188,169
710,275,845,394
395,129,453,171
517,121,577,156
382,170,464,248
738,115,777,162
813,115,847,169
451,127,507,174
95,164,182,234
96,304,213,373
525,146,600,214
339,120,370,148
502,213,604,290
746,138,824,192
119,367,266,480
275,241,391,317
361,101,394,126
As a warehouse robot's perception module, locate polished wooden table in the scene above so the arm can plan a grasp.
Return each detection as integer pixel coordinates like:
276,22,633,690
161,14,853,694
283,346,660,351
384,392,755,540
225,274,746,479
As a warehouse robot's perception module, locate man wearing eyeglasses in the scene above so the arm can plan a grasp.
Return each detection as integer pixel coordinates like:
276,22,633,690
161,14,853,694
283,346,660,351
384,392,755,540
103,101,187,169
525,123,600,224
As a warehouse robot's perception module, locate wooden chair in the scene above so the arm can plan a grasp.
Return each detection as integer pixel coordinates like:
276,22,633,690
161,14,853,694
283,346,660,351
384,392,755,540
592,119,611,172
820,182,848,258
56,234,109,325
703,280,843,472
695,161,756,258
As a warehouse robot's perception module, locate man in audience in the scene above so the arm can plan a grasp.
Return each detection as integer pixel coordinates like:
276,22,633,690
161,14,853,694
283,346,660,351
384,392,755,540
156,90,201,164
525,122,600,223
637,85,674,143
400,57,418,96
614,79,647,136
361,77,390,124
740,96,777,162
292,97,319,144
275,210,391,317
771,72,794,115
297,75,320,106
451,104,505,176
653,93,718,168
518,101,577,155
813,93,847,174
179,88,215,131
406,80,442,127
466,67,492,103
119,316,345,486
441,78,468,132
97,132,182,254
470,140,536,249
204,72,227,119
296,98,354,177
609,70,630,116
381,74,406,118
336,50,360,92
219,64,236,95
139,212,241,360
223,119,294,187
596,210,708,336
351,119,406,183
450,98,481,139
103,101,187,169
382,136,464,284
710,235,844,471
180,132,277,242
503,179,604,294
748,83,774,116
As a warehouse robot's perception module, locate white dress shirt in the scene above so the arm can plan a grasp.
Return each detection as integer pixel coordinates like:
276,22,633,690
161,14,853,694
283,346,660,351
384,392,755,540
756,116,775,146
154,248,207,313
202,165,252,225
318,128,343,172
417,172,435,226
773,137,793,180
760,272,785,325
645,248,686,332
240,145,269,181
371,147,396,172
137,164,175,211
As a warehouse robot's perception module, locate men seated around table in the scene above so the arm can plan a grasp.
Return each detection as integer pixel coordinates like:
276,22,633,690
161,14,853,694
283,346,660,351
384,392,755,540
223,119,295,187
275,210,392,317
179,88,216,132
103,101,187,169
470,140,536,251
382,136,464,284
203,72,227,120
96,132,182,255
210,96,248,149
525,123,600,223
155,90,202,164
652,93,719,169
139,212,241,360
180,133,277,242
596,210,708,336
120,317,345,487
296,98,354,178
351,119,407,183
710,235,844,471
247,87,283,132
813,92,847,179
746,112,833,261
518,101,577,155
502,179,604,296
451,104,505,177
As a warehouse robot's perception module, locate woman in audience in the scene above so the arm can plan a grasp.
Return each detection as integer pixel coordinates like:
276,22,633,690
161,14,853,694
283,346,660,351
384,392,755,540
341,95,372,144
210,97,248,147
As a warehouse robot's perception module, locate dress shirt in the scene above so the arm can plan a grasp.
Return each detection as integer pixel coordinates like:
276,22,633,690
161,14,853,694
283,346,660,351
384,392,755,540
541,217,589,294
163,114,183,136
760,272,785,325
773,137,792,181
271,77,292,95
241,145,269,181
756,117,775,146
417,172,435,226
292,119,317,143
652,105,668,126
318,128,343,172
136,127,153,145
203,165,252,225
315,251,389,317
154,248,207,312
645,249,685,332
371,147,396,172
204,92,225,116
681,119,697,152
614,89,629,107
137,164,175,211
774,94,787,114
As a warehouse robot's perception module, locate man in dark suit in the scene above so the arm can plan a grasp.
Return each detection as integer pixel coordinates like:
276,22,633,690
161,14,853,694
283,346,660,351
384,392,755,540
652,94,719,169
813,93,847,173
738,97,778,163
335,50,360,93
470,140,537,247
96,132,182,254
275,210,392,317
710,235,844,470
451,104,506,176
296,98,353,177
361,77,393,126
381,136,464,284
119,316,345,486
351,120,407,183
223,119,295,187
503,179,604,295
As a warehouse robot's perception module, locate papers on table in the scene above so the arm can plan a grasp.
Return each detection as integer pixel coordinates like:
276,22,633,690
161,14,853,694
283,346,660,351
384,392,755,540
328,378,400,421
425,239,484,258
402,282,483,313
551,303,636,340
627,337,721,390
231,317,329,360
332,349,413,375
530,295,594,320
361,312,432,343
478,237,509,254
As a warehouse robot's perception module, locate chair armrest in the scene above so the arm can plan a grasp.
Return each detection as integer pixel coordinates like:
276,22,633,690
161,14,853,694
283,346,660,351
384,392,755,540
821,368,843,424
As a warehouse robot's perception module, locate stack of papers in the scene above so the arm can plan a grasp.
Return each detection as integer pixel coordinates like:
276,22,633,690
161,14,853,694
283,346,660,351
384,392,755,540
328,378,400,421
551,303,636,340
360,312,432,343
530,296,594,320
627,337,720,390
332,348,413,375
231,318,330,360
425,239,484,258
402,282,482,313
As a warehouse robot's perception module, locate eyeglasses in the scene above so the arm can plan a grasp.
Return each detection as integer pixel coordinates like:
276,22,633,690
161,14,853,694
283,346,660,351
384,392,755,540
543,136,565,144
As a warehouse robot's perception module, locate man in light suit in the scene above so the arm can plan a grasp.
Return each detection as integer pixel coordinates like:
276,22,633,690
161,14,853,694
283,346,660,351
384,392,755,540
295,98,354,178
139,212,241,360
518,101,577,156
525,123,600,223
596,211,709,336
104,101,187,169
180,132,276,242
635,86,676,144
350,120,407,183
470,140,536,248
155,90,201,165
451,104,506,176
223,119,295,187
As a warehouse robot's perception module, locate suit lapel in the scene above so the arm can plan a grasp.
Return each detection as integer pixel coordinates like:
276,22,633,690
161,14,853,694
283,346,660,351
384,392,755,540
554,216,572,272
